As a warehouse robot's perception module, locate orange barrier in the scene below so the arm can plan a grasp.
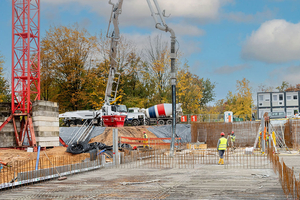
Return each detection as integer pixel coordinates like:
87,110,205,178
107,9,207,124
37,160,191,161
119,136,181,146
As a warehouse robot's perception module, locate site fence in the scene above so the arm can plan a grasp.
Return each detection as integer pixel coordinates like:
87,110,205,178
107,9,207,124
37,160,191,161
116,148,271,169
0,154,103,189
268,144,300,199
181,114,255,124
2,145,300,198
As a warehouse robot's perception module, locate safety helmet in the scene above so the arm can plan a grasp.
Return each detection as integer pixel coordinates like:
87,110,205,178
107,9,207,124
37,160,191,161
231,131,234,134
143,131,146,133
133,146,137,150
221,132,225,136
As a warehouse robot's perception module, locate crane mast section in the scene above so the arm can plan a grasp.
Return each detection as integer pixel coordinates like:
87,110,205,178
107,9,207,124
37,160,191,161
105,0,123,105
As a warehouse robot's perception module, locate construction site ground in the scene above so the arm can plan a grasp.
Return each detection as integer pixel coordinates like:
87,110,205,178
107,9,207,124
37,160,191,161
1,161,285,199
0,126,163,164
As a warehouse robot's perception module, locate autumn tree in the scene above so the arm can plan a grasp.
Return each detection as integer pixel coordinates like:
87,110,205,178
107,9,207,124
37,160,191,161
40,24,96,112
225,78,253,117
176,65,203,114
143,35,171,104
258,84,274,92
276,81,289,92
0,53,10,103
284,84,300,91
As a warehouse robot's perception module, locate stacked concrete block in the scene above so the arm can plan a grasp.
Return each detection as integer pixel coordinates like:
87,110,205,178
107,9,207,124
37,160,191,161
32,100,59,147
0,103,19,147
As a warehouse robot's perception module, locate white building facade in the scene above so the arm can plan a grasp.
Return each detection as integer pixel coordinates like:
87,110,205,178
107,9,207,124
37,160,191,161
257,92,299,119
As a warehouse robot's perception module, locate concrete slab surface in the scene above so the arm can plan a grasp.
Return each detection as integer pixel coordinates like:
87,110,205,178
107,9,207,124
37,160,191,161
0,164,285,199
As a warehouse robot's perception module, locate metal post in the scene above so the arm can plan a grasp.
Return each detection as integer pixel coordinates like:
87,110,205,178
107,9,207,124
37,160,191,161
261,117,265,153
35,145,41,170
113,129,119,165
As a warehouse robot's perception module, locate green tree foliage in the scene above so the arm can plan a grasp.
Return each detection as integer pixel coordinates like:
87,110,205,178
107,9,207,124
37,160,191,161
199,78,215,108
225,78,253,116
41,24,96,112
0,54,10,102
40,25,216,113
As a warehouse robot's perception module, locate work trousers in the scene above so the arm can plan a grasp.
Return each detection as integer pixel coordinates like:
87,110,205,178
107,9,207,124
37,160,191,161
218,150,225,158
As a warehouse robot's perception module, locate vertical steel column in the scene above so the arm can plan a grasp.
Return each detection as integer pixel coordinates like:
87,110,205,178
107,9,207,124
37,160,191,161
146,0,177,156
170,36,176,156
261,117,265,153
113,129,119,165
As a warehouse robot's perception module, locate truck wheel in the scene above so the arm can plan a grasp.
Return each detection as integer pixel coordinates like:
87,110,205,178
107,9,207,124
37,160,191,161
69,121,76,126
145,120,150,126
167,119,172,125
158,120,165,125
132,120,139,126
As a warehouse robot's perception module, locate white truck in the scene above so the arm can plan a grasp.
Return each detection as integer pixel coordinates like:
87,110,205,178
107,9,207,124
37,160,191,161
126,103,183,126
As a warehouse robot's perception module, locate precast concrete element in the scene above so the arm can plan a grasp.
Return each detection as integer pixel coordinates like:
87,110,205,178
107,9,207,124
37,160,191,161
32,101,59,147
0,103,20,147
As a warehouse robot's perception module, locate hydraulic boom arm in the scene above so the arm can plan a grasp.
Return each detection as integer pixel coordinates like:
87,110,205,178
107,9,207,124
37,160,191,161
105,0,124,105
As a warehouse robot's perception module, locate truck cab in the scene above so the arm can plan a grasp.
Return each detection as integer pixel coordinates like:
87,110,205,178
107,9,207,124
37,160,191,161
126,107,146,126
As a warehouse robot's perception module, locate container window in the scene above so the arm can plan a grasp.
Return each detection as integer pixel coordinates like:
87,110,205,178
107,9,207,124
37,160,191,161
287,96,292,100
273,95,278,101
294,95,298,100
279,94,283,100
259,95,263,101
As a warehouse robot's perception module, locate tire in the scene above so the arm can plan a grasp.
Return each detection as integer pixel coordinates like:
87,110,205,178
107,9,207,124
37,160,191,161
67,142,88,154
69,120,76,126
132,120,139,126
145,120,150,126
167,119,172,125
158,120,165,125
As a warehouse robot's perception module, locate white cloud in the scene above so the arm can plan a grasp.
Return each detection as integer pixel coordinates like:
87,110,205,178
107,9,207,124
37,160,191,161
241,19,300,63
168,23,205,36
42,0,228,29
122,31,201,58
224,9,275,23
214,64,250,74
269,65,300,85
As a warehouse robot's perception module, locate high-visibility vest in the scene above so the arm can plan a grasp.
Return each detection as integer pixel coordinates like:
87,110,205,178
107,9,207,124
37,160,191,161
143,134,148,139
231,135,236,142
218,137,227,150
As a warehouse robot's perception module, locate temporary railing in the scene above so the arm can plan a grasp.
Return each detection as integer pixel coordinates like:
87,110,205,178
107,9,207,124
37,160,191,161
119,136,181,147
268,143,300,199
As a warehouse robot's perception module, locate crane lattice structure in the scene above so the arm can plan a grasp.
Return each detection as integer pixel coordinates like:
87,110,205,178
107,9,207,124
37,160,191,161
0,0,40,150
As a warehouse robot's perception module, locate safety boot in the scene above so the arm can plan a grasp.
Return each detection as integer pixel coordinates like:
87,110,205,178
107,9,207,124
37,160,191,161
218,158,221,165
220,159,224,165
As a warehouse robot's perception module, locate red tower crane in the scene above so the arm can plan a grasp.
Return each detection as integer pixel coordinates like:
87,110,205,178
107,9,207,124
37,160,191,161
0,0,40,150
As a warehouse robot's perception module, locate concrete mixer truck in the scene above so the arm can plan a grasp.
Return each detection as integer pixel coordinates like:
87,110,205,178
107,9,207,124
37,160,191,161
127,103,183,126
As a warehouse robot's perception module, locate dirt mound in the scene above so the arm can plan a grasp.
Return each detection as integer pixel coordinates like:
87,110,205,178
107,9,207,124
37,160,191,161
0,146,89,165
0,127,167,164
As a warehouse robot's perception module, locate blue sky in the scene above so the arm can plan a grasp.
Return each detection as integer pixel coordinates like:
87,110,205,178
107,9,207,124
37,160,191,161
1,0,300,105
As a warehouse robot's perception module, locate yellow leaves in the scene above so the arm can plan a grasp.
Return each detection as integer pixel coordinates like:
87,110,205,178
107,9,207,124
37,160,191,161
177,65,203,114
225,78,253,117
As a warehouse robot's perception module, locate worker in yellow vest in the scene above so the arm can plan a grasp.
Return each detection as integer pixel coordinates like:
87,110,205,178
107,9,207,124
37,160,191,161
230,131,236,150
143,131,149,148
217,132,228,165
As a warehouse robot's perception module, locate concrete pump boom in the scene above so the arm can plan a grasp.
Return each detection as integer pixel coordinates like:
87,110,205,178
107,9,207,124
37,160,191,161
105,0,124,105
146,0,177,156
